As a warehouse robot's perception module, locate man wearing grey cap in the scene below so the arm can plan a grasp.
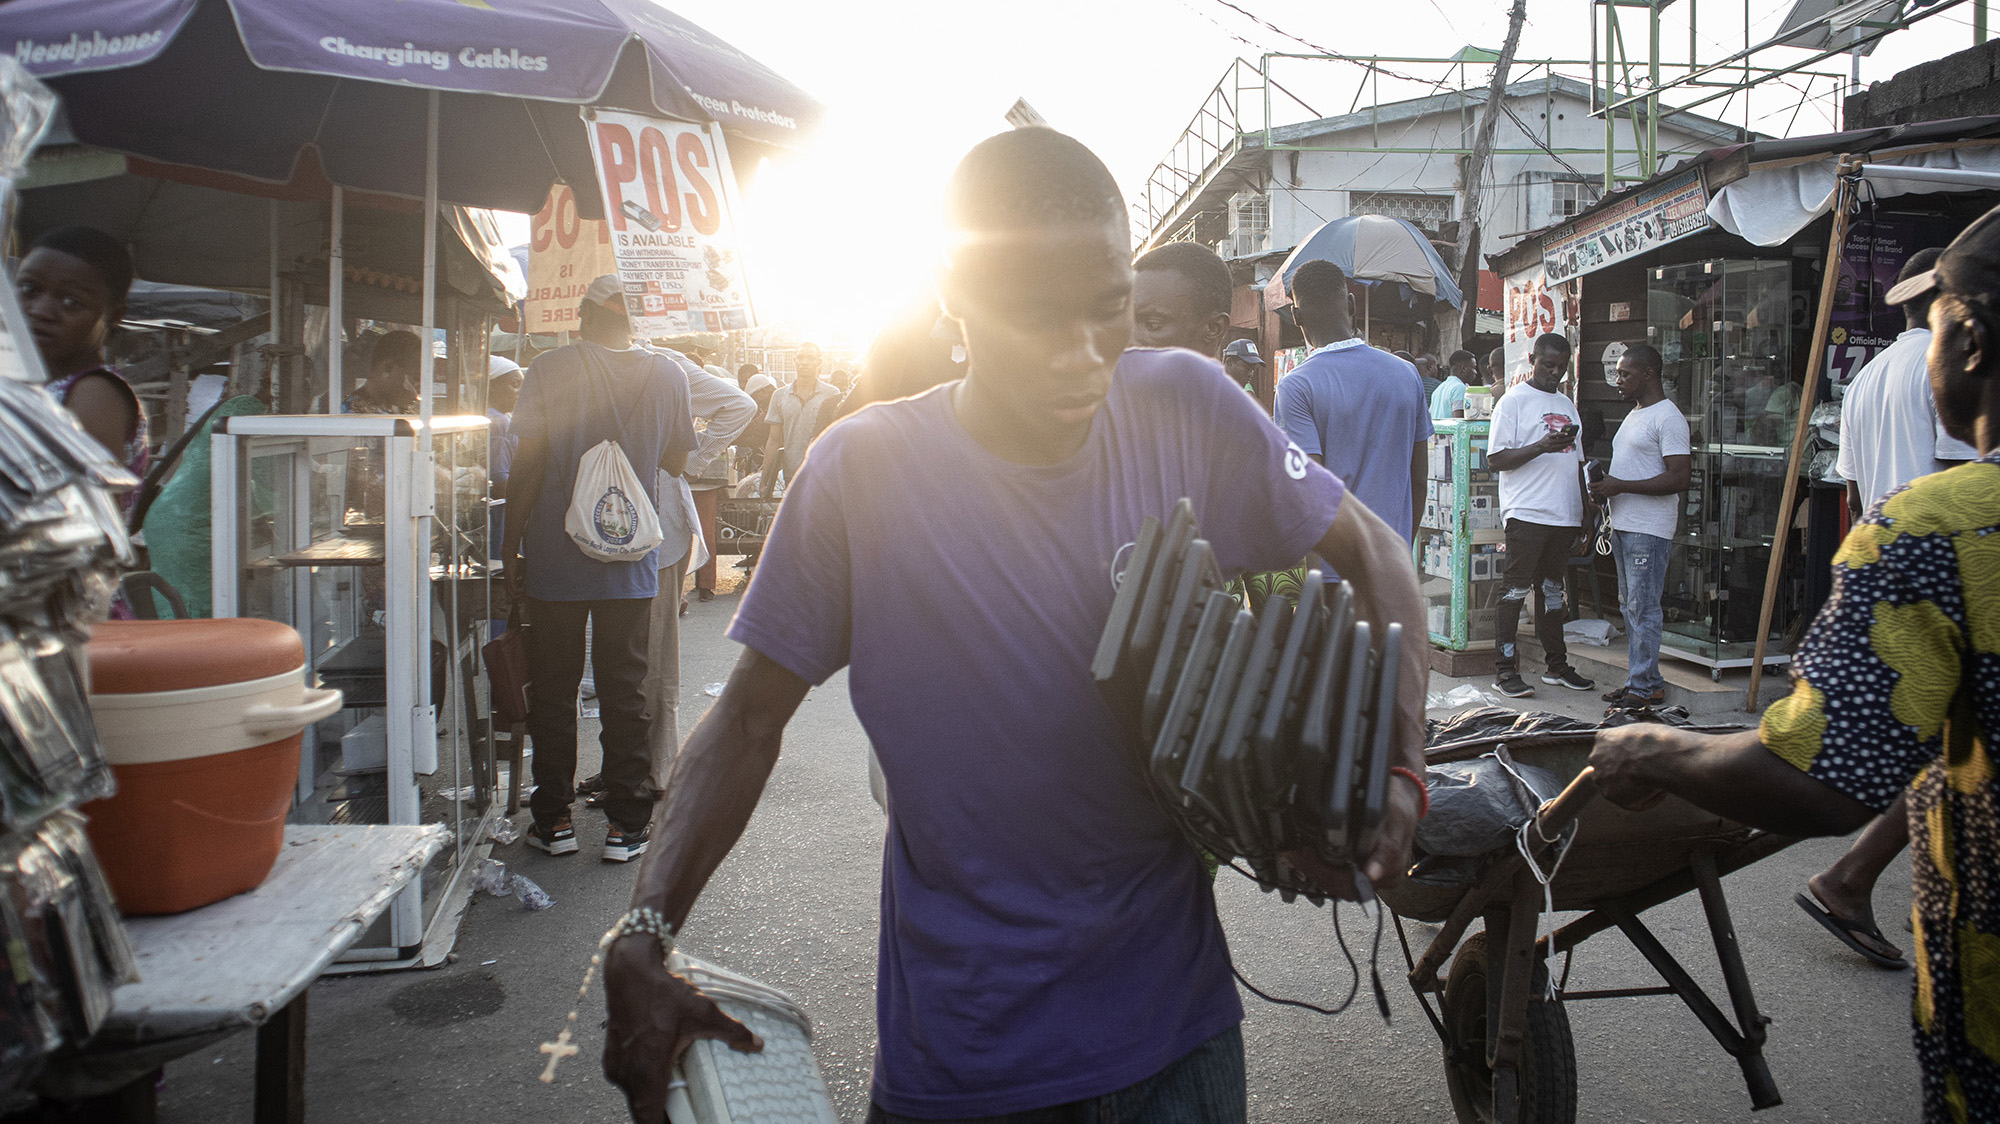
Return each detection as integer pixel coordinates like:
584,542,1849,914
1590,203,2000,1124
1221,338,1264,394
501,273,697,863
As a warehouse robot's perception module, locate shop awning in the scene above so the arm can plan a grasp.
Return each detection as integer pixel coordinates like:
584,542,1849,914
1708,142,2000,246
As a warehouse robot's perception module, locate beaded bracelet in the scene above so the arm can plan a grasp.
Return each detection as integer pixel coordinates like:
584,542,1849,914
600,905,675,960
541,907,678,1084
1388,766,1430,819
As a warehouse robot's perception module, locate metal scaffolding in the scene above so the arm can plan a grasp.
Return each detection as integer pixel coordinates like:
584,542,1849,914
1136,0,1985,253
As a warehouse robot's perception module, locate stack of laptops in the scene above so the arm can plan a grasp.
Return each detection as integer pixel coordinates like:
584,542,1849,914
1093,500,1403,899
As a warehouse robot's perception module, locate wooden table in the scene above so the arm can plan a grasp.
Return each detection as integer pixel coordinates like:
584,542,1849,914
46,824,445,1122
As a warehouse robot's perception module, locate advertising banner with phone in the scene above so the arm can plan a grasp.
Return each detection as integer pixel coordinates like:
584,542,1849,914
1501,263,1580,388
525,184,618,334
1824,213,1955,395
583,108,754,338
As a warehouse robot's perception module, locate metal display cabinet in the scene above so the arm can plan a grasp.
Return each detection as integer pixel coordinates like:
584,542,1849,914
1647,258,1803,678
210,414,494,966
1416,419,1506,651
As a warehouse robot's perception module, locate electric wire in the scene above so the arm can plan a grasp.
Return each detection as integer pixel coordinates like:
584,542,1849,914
1221,858,1388,1020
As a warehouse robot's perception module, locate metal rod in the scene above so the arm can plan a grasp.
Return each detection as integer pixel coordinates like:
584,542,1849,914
1857,163,2000,188
1691,850,1783,1109
328,185,343,414
1610,906,1749,1055
421,89,438,428
1746,160,1856,707
268,201,280,402
1559,986,1679,1000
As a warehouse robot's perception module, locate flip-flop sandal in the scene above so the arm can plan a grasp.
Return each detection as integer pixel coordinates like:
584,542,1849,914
1795,891,1908,969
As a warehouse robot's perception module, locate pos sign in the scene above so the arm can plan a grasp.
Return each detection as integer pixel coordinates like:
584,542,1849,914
583,108,754,338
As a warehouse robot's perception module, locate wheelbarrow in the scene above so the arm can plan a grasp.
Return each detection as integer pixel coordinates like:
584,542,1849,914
1379,731,1797,1124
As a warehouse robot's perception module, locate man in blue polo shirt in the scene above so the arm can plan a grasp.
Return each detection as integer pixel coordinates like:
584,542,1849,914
501,274,697,863
600,128,1429,1122
1275,260,1434,543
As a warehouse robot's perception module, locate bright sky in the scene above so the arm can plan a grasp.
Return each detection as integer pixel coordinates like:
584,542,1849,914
497,0,1982,349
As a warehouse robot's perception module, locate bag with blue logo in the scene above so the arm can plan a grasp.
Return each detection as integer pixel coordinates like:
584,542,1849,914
565,437,663,562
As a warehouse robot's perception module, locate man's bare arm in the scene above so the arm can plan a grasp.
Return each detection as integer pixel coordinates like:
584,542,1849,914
1590,725,1875,837
1593,454,1691,498
602,648,811,1119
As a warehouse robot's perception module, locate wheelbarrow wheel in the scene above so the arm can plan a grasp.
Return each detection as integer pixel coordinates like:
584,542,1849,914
1440,932,1578,1124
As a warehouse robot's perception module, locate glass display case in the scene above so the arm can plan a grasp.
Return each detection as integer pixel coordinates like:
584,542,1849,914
1416,420,1506,651
1646,258,1806,676
210,414,494,965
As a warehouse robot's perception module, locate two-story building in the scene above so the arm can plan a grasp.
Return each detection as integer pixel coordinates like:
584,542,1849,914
1139,68,1752,370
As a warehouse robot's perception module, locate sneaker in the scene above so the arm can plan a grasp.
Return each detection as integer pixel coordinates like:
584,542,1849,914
1542,667,1596,691
1603,685,1666,708
526,817,578,856
1494,673,1535,698
603,823,650,863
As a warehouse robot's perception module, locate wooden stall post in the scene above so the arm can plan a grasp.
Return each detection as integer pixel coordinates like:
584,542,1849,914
1744,157,1859,709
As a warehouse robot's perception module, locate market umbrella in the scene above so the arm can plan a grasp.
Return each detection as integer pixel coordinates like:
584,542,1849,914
1263,214,1465,311
7,0,820,413
7,0,822,216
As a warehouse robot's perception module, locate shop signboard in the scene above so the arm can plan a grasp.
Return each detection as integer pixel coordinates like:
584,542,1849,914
1501,263,1580,388
1541,169,1710,286
1825,213,1956,393
524,185,618,334
583,109,755,337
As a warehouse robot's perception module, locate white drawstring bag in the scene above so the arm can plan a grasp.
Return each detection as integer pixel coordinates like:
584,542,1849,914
566,439,664,562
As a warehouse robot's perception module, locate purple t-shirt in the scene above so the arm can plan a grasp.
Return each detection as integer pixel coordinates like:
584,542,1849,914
1276,340,1434,543
728,349,1344,1115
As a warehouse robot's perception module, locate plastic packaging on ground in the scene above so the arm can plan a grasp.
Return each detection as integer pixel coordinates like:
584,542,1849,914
472,858,554,911
1426,684,1491,710
486,819,520,845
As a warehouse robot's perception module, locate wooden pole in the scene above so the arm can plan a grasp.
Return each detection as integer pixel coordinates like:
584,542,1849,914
1744,157,1857,709
1456,0,1529,346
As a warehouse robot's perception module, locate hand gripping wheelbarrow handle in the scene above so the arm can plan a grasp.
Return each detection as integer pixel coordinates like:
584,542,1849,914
1533,766,1599,841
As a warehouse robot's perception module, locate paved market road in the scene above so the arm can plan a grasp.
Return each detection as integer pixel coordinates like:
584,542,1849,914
160,583,1918,1122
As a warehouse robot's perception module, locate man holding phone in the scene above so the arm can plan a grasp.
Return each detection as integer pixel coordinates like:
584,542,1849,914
1485,332,1594,698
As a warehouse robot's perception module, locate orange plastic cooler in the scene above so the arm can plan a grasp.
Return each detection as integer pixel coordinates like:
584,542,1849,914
80,619,342,915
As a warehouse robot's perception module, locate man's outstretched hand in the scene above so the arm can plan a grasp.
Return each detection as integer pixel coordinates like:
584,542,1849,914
602,936,762,1122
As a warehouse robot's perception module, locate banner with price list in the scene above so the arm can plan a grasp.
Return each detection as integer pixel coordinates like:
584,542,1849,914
584,108,755,339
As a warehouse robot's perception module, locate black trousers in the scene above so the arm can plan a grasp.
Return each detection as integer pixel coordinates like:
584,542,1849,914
1494,518,1576,676
524,596,656,832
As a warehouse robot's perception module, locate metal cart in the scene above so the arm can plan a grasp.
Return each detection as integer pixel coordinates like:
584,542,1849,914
1381,731,1796,1124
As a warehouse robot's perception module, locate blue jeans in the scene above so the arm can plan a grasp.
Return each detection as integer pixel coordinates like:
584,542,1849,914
865,1026,1246,1124
1613,530,1671,694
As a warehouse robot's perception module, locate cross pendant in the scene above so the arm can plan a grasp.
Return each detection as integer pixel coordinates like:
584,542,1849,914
539,1028,580,1083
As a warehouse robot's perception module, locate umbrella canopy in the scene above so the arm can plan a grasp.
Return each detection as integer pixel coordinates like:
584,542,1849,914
7,0,822,216
1265,215,1464,310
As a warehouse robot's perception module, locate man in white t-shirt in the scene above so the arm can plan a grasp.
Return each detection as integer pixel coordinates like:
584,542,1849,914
1838,247,1977,517
1485,333,1594,697
1589,344,1690,709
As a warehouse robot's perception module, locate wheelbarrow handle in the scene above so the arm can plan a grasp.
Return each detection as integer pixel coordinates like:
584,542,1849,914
1533,766,1599,841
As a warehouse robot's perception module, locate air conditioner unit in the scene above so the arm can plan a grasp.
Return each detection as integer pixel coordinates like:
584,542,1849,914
1226,192,1268,259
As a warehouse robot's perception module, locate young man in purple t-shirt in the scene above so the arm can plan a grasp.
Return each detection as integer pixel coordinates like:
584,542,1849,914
600,128,1427,1123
